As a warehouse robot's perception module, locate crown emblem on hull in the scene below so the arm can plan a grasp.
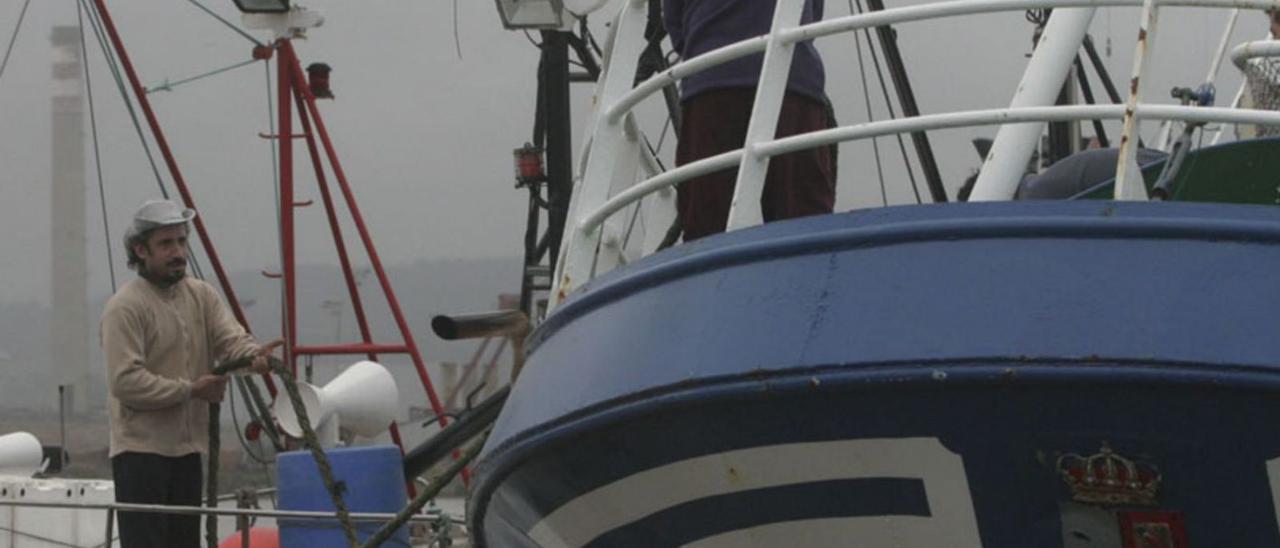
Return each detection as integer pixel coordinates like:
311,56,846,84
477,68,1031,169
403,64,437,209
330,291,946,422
1056,442,1162,506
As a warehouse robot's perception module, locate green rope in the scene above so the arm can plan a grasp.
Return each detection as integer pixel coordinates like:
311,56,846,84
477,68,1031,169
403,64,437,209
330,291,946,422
206,356,260,548
207,356,361,548
359,436,486,548
146,58,258,94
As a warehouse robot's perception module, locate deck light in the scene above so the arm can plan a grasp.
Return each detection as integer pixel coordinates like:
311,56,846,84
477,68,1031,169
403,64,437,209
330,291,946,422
307,63,334,99
495,0,566,30
231,0,290,13
514,143,546,185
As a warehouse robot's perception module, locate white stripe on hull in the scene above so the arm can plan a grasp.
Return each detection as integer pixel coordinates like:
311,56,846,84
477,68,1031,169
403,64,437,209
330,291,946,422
527,437,981,547
683,516,946,548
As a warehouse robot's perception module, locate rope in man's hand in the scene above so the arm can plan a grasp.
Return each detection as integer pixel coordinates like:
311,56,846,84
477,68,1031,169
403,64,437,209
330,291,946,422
206,341,361,548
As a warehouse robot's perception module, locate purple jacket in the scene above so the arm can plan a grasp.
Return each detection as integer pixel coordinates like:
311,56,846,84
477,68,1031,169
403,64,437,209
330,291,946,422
663,0,827,104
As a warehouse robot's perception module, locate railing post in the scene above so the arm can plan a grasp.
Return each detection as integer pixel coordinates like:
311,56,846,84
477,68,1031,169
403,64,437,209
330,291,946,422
104,507,115,548
594,122,645,274
550,0,650,308
1114,0,1161,200
725,0,808,231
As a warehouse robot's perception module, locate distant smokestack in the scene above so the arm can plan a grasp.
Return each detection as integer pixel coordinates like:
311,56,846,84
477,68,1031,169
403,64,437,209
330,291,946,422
50,25,89,413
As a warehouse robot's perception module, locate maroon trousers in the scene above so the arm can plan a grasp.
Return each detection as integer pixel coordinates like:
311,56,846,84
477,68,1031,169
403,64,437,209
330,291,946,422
675,88,836,241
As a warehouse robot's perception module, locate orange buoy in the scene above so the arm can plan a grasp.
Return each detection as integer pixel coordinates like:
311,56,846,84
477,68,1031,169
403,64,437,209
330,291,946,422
218,527,279,548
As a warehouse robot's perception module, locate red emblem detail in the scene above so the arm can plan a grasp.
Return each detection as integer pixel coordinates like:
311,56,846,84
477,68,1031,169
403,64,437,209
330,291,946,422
1119,511,1188,548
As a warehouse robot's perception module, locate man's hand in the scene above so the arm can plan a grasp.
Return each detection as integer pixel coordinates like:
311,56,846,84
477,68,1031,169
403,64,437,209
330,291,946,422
191,374,230,403
248,339,285,375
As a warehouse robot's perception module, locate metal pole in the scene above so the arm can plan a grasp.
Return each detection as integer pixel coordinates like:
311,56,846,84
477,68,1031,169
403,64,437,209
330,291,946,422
1075,57,1111,146
863,0,949,202
970,7,1096,200
1082,35,1124,104
280,42,450,428
290,85,377,362
277,39,298,371
1113,0,1159,200
0,499,444,522
1048,57,1081,165
104,507,114,548
541,31,573,273
1205,9,1241,86
58,386,66,460
519,184,542,316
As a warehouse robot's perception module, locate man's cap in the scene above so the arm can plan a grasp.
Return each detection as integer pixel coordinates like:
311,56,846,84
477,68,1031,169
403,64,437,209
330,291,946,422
125,199,196,242
133,199,196,227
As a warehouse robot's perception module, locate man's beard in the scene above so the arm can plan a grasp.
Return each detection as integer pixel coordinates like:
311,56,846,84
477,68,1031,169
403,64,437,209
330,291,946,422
140,258,187,287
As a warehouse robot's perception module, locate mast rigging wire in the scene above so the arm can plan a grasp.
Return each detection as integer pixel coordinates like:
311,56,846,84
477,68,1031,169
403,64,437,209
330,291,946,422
80,0,170,200
453,0,463,59
848,0,890,206
523,30,543,49
0,0,32,87
229,377,273,465
267,58,287,356
80,0,213,282
185,0,263,47
266,61,281,222
854,0,924,204
78,0,118,292
145,59,259,94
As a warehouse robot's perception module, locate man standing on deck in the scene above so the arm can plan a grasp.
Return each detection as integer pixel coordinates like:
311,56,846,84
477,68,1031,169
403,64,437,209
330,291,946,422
664,0,836,241
100,199,278,548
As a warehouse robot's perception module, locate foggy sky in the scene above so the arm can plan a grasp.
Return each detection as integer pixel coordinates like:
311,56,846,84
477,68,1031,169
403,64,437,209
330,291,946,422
0,0,1267,307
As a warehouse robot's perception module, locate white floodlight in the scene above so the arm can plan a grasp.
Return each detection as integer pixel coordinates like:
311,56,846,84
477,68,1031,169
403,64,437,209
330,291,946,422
241,5,324,40
495,0,567,30
232,0,290,14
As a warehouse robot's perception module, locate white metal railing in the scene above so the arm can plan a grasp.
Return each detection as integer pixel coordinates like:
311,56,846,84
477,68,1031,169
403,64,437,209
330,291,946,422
550,0,1280,310
0,498,451,548
1231,39,1280,68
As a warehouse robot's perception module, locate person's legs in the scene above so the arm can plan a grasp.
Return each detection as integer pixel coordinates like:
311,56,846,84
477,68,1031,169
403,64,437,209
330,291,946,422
112,452,172,548
761,93,836,222
165,453,203,547
676,88,754,241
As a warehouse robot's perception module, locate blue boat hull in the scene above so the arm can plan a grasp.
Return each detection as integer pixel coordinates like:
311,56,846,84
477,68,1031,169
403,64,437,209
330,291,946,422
469,202,1280,547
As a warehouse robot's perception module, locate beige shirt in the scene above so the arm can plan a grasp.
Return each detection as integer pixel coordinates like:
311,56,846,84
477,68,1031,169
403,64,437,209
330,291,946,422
100,277,258,457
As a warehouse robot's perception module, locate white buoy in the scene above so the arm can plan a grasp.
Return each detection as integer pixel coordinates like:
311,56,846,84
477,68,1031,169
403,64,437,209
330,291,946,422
0,432,44,477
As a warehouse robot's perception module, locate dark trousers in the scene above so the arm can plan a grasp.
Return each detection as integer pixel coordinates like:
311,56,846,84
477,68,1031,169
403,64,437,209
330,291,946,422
111,451,203,548
675,88,836,241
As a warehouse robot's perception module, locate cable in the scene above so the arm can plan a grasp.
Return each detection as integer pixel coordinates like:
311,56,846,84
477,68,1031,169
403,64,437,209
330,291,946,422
0,0,32,86
145,59,258,94
452,0,463,59
264,59,286,350
228,376,272,465
522,30,542,49
855,0,922,204
81,0,212,283
80,0,170,199
1025,8,1050,25
583,22,603,56
185,0,264,47
848,0,889,207
655,116,673,155
265,61,280,204
77,0,118,292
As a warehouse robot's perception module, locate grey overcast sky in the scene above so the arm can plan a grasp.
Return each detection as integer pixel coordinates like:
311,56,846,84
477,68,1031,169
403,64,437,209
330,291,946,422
0,0,1268,303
